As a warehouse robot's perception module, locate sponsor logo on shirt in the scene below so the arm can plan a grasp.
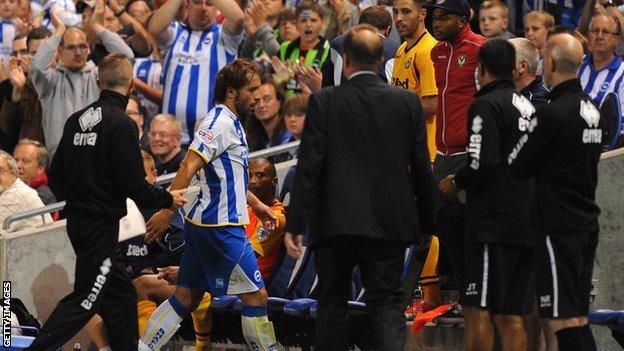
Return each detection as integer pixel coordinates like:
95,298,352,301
391,77,409,89
126,244,149,257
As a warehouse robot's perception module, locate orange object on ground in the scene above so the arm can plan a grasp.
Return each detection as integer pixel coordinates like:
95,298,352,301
411,304,452,333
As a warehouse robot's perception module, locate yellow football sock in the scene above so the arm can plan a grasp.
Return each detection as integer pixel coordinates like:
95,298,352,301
419,236,441,304
137,300,157,336
191,293,212,351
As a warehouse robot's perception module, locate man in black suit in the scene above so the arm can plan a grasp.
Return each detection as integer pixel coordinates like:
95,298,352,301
284,24,436,351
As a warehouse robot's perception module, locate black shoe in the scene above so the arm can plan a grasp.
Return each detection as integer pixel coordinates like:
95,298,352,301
435,302,464,325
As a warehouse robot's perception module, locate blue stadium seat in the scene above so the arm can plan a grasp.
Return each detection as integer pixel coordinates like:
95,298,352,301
589,309,624,325
600,92,623,150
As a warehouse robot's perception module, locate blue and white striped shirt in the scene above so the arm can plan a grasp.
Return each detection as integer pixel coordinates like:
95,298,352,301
161,22,242,144
184,105,249,227
0,21,15,60
133,56,163,119
578,54,624,124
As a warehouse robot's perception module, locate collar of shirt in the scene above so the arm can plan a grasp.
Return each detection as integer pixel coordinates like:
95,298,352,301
348,70,377,80
585,53,622,71
100,89,130,110
547,78,583,100
475,78,515,97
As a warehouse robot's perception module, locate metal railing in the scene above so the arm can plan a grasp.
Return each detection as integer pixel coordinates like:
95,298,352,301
2,141,300,231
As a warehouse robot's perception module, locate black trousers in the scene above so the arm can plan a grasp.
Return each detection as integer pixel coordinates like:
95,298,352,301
314,235,408,351
433,153,467,289
27,217,138,351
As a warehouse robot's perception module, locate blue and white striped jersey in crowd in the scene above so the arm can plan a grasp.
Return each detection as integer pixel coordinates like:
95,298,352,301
0,21,15,60
39,0,82,29
134,56,163,119
579,55,624,120
161,22,243,144
183,104,250,227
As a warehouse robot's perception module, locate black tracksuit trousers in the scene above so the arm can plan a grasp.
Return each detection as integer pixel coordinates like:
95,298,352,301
27,216,138,351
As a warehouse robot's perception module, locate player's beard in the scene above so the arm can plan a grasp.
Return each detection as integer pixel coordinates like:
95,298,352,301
234,97,254,124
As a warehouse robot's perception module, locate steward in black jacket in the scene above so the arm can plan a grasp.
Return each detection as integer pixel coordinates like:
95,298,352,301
508,78,604,235
49,90,173,220
454,78,535,246
29,55,181,351
507,34,603,349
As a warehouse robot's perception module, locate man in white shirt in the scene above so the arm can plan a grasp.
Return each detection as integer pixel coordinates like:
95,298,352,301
0,150,52,234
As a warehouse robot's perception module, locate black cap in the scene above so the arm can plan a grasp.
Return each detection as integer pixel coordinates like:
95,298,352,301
427,0,471,19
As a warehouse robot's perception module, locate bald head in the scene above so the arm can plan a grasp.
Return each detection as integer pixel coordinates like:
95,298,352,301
98,53,133,92
546,33,584,74
543,33,584,87
344,24,383,68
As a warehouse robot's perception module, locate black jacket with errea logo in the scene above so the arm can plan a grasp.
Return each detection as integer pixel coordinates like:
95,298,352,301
508,78,604,235
49,90,173,221
454,79,535,245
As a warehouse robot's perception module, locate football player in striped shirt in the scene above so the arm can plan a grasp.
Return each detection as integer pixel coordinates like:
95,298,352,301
139,60,279,351
147,0,245,146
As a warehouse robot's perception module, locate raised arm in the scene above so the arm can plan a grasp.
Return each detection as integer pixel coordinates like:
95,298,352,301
88,0,135,59
215,0,245,34
109,0,158,56
30,9,65,97
147,0,183,45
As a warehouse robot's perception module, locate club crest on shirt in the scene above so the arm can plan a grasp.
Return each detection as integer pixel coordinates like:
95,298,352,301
198,129,214,142
405,57,413,69
204,36,212,45
600,82,610,92
457,53,467,67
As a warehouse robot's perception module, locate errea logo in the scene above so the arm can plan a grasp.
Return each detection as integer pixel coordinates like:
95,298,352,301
80,258,112,310
79,107,102,132
74,107,102,146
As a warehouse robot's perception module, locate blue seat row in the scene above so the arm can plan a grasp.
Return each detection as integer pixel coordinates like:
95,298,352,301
208,244,422,349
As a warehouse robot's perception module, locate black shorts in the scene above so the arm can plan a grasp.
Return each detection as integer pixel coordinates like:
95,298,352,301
535,232,598,319
462,242,534,315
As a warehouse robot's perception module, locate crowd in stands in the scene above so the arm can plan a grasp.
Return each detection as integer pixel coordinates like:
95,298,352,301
0,0,622,347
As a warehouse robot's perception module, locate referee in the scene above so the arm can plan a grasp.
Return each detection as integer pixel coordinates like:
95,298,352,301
27,54,187,350
508,33,605,351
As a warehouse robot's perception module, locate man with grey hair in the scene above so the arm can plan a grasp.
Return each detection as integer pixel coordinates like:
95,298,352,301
13,139,57,205
510,37,550,106
0,150,52,234
148,114,186,175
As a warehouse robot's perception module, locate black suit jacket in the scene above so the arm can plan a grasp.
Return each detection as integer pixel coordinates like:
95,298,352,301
286,73,436,246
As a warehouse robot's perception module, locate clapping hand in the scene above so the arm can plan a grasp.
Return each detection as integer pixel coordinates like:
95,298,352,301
297,65,322,93
8,57,26,102
49,8,66,35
